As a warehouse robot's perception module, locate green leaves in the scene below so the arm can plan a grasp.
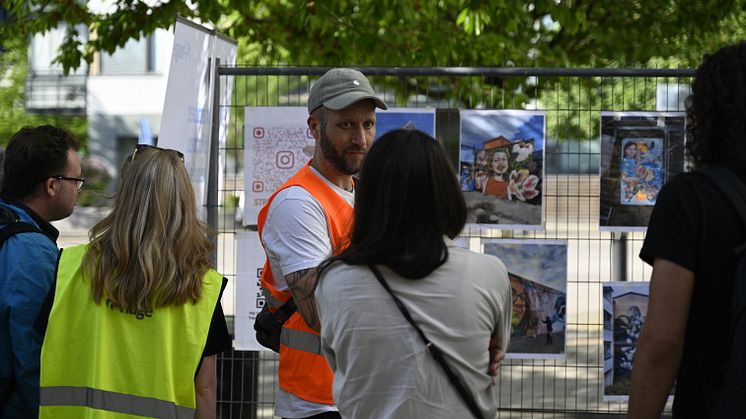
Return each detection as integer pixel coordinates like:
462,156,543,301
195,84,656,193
4,0,746,76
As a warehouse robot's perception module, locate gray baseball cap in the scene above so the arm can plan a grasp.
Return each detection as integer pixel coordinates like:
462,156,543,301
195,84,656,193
308,68,388,113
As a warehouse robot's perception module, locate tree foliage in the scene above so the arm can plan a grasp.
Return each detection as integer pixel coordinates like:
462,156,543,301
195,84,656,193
3,0,746,74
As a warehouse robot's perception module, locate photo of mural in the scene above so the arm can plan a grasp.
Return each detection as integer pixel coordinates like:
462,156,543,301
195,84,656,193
602,281,672,400
460,110,546,229
599,112,686,231
619,138,664,205
375,108,435,139
483,239,567,358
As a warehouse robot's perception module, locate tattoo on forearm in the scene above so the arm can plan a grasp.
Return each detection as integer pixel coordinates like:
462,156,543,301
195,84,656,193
285,268,321,331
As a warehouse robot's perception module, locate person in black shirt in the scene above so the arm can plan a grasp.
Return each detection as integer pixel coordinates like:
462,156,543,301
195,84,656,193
629,42,746,418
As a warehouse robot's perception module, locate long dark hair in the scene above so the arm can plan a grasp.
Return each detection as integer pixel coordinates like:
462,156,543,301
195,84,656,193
320,129,467,279
686,41,746,169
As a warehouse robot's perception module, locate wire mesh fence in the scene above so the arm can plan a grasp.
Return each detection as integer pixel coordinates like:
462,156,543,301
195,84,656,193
213,66,692,418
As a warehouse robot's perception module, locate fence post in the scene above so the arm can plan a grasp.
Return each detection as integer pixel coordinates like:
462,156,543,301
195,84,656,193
208,57,220,261
613,232,628,281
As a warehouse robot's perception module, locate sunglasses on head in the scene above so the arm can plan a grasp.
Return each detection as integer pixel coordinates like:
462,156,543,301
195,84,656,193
130,144,185,162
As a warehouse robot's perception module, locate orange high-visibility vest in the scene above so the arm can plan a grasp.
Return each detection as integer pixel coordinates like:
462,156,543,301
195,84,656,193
257,162,353,404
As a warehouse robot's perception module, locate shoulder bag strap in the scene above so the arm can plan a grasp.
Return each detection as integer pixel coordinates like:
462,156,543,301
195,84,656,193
368,264,486,419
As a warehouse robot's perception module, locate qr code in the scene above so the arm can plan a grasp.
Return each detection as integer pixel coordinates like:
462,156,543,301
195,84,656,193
251,126,315,197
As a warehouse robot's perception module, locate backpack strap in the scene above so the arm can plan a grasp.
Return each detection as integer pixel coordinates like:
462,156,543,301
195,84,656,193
0,206,41,414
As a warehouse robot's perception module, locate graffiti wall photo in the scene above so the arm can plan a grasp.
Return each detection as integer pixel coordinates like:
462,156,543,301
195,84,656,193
599,112,686,231
602,281,672,400
460,110,546,229
483,239,567,358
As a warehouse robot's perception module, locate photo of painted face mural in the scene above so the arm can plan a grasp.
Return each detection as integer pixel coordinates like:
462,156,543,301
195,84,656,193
460,110,546,229
483,239,567,358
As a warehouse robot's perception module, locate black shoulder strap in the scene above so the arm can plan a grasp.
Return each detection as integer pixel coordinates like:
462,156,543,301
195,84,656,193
368,264,486,419
0,207,40,414
702,167,746,227
0,222,42,247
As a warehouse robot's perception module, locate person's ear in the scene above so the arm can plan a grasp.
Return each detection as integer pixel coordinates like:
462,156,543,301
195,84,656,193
44,178,57,197
307,115,320,141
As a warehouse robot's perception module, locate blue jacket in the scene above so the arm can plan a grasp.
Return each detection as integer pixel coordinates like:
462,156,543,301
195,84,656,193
0,198,59,418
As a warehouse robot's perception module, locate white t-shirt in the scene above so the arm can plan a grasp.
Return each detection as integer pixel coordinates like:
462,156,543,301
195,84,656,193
260,166,353,417
315,241,512,419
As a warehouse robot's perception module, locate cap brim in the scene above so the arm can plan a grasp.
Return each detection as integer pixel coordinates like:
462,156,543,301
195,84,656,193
323,92,388,111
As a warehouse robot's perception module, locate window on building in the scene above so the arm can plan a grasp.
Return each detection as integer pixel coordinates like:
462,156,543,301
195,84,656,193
100,35,155,74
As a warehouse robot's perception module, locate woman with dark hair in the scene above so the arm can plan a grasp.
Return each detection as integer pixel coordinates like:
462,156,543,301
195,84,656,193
315,129,512,418
629,42,746,418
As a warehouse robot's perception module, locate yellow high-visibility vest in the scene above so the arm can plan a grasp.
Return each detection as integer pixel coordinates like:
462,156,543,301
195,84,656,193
39,244,223,419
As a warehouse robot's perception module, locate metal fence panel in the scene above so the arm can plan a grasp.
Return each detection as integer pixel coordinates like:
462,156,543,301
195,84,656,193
213,67,692,418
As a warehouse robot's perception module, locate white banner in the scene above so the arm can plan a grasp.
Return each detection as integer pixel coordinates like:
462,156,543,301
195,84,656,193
158,18,237,218
212,34,237,206
234,231,269,351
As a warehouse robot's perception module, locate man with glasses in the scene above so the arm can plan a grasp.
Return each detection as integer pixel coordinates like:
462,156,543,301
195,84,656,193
0,125,82,417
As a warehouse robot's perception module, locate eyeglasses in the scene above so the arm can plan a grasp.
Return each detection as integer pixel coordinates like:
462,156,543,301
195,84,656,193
50,175,86,191
130,144,185,162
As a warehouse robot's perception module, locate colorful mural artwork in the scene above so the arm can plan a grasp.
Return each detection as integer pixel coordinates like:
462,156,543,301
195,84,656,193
460,110,546,229
509,273,566,339
483,239,567,358
599,111,686,231
619,138,664,206
602,281,671,400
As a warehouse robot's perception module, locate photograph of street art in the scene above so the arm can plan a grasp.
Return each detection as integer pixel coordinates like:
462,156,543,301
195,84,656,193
619,138,664,206
599,112,686,231
375,108,435,139
602,282,672,400
483,239,566,358
460,110,546,229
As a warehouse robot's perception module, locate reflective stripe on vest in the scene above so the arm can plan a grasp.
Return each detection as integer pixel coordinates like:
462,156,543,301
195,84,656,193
40,244,224,418
262,286,285,309
40,386,194,419
281,327,322,355
257,163,353,404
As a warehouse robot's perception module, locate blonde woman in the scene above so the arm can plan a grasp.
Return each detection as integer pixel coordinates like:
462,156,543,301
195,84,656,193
36,145,230,419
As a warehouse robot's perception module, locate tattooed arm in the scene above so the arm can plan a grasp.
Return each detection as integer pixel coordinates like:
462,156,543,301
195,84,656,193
285,267,321,332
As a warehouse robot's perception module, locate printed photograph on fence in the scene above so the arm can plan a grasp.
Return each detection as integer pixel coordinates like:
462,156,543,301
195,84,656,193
483,239,567,358
599,112,686,231
603,282,672,400
460,110,545,229
619,138,664,206
243,107,315,226
375,108,435,139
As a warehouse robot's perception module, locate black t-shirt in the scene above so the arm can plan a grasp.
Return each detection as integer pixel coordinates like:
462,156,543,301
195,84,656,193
640,170,746,418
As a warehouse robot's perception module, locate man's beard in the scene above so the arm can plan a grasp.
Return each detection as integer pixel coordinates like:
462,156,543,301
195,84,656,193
319,130,366,175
